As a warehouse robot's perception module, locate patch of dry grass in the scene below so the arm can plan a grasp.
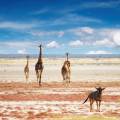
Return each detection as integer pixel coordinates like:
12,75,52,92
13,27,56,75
52,115,119,120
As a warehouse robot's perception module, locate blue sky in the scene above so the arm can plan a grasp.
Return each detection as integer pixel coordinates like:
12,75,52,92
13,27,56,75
0,0,120,55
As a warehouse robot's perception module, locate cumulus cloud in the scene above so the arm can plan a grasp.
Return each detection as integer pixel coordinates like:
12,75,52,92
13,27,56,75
95,29,120,47
69,27,94,36
112,31,120,46
68,27,120,48
17,49,27,54
46,41,59,48
99,29,120,47
94,38,114,46
87,50,112,54
69,40,83,47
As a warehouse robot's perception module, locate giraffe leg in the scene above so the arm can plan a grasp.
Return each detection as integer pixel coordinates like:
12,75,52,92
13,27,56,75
27,72,29,80
65,73,67,83
62,73,65,82
68,72,70,83
25,72,26,80
39,71,42,86
36,71,39,82
66,73,70,84
68,76,70,83
26,73,28,81
63,74,67,87
25,72,28,82
39,75,41,86
62,73,66,84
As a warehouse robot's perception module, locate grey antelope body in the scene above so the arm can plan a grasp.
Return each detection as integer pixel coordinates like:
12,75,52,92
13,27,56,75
24,56,29,81
83,87,105,112
61,53,71,83
35,45,44,86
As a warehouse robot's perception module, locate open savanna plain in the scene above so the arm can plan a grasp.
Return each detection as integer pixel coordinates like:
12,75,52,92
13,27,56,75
0,58,120,119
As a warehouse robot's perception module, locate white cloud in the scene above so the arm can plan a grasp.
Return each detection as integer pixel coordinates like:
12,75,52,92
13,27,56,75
30,31,45,36
31,8,48,15
68,27,120,47
98,29,120,47
0,41,38,49
30,30,64,37
46,41,59,48
87,50,112,54
80,27,94,34
17,49,27,54
69,27,94,36
53,14,102,26
58,31,64,37
95,29,120,47
5,41,32,48
69,40,83,47
112,31,120,46
0,21,35,30
80,1,120,9
94,38,114,46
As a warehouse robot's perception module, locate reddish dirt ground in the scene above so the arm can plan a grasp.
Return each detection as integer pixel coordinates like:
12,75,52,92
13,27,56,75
0,82,120,102
0,82,120,119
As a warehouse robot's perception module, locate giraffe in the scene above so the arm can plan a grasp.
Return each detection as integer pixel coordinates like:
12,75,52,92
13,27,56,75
61,53,71,84
24,55,29,81
35,45,44,86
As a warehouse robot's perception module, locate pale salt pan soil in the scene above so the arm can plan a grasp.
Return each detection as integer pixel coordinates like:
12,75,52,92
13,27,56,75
1,58,120,82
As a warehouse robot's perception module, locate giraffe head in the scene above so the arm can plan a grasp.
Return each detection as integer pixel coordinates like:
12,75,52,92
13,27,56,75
26,55,29,64
38,44,42,48
66,53,69,61
26,55,29,59
37,44,43,62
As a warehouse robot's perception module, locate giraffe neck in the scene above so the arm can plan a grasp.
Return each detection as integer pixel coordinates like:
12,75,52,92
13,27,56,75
38,45,42,63
26,58,29,66
27,59,29,66
66,53,68,61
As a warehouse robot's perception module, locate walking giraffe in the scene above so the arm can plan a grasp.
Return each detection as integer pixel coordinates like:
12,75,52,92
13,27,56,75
61,53,71,84
35,45,44,86
24,55,29,81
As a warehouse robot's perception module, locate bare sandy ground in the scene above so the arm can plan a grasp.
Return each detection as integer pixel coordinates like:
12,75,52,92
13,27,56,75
0,58,120,82
0,82,119,119
0,58,120,119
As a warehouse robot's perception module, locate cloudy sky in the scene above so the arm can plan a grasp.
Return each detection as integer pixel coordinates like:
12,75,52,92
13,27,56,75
0,0,120,55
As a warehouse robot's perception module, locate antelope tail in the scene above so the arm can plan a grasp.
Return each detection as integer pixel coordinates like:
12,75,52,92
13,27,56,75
83,96,89,104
